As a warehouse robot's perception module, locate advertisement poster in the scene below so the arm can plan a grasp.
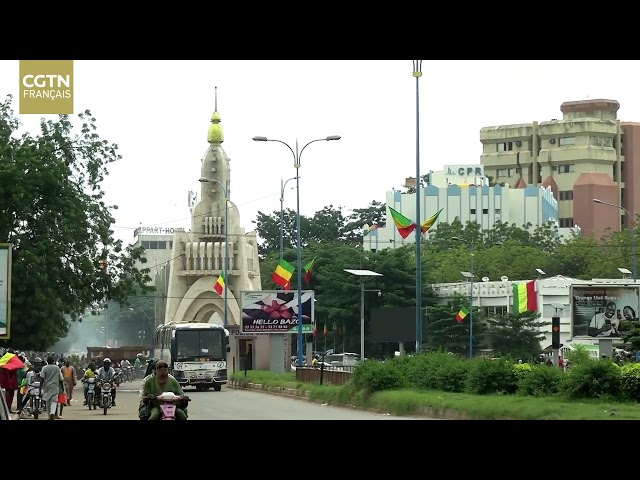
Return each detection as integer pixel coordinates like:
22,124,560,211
240,290,314,334
0,244,11,340
571,285,639,338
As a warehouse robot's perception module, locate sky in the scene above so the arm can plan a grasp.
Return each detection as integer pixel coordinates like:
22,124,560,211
2,60,640,247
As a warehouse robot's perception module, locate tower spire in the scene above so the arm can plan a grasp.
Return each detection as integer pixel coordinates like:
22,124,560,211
207,86,224,144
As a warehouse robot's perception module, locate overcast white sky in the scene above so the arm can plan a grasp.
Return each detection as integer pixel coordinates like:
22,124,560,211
2,60,639,246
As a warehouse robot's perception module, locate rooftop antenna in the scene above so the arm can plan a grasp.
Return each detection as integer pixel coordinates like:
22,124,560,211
215,86,218,111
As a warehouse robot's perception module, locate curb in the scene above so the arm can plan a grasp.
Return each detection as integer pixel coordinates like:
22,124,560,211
228,380,472,420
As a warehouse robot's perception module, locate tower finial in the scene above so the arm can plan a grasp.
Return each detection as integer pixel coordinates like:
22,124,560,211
208,86,224,144
215,86,218,111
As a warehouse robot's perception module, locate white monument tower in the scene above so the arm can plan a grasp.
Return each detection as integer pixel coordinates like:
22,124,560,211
163,88,265,373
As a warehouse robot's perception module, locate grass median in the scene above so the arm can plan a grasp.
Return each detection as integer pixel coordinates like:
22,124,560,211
230,370,640,420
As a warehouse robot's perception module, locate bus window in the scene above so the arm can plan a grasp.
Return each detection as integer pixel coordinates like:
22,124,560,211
175,329,224,361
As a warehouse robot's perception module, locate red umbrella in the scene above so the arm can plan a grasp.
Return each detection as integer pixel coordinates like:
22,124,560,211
0,352,25,371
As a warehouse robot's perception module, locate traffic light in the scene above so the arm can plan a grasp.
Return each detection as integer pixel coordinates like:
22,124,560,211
552,316,561,349
99,259,107,272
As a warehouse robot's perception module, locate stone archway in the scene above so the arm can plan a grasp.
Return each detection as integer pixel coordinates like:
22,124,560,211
171,276,240,326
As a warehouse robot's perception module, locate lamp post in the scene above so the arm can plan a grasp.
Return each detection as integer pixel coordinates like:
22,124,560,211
253,135,341,367
412,60,423,353
593,198,637,282
344,269,383,363
280,176,298,263
452,236,475,358
199,177,230,326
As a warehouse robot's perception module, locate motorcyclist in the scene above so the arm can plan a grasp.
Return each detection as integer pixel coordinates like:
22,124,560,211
142,359,187,420
17,357,43,418
95,358,119,406
82,362,97,406
134,354,143,377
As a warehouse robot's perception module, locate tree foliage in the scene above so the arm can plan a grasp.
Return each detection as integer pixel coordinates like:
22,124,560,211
252,187,640,358
0,95,152,350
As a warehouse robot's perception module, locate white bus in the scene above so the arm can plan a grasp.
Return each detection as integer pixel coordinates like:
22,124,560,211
154,322,230,391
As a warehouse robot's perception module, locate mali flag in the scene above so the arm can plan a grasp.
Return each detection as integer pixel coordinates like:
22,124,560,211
214,271,225,296
303,256,317,284
273,259,295,290
421,208,443,234
456,306,469,323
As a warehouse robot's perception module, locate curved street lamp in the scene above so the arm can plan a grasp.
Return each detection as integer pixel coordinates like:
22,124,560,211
253,135,341,367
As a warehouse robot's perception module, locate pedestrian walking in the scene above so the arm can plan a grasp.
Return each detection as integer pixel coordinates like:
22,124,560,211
61,360,76,406
39,356,63,420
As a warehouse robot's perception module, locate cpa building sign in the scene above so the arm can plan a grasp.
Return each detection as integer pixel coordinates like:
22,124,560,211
134,226,176,236
445,165,484,177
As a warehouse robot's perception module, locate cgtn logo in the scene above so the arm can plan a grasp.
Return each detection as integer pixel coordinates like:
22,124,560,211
22,74,71,100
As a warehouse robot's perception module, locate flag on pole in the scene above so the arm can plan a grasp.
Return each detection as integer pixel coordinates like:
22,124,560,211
213,271,226,296
421,208,443,234
324,323,329,337
303,256,317,284
313,323,318,337
455,306,469,323
512,280,538,313
273,259,295,289
387,207,416,239
363,224,380,236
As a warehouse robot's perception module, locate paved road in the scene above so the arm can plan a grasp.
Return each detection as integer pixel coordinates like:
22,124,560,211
14,384,426,420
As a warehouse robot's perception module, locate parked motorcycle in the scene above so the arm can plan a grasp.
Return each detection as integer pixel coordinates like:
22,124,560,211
142,392,190,420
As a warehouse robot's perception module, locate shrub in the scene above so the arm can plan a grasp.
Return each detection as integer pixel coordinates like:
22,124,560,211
517,364,564,397
399,352,469,392
620,363,640,401
562,359,621,399
513,363,533,380
465,357,518,395
350,359,405,393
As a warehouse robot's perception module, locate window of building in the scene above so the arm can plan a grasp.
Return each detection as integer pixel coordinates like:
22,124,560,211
496,168,513,178
470,209,476,214
142,241,150,249
495,209,501,214
559,218,574,228
558,191,573,201
482,208,488,214
558,164,575,174
613,164,618,182
621,134,625,156
169,241,173,249
590,136,613,148
497,142,513,152
559,137,575,146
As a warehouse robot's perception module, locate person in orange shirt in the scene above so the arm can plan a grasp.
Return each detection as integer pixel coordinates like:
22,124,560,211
61,360,76,406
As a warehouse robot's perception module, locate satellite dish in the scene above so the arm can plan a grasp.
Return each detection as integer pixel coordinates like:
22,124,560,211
482,276,490,282
501,276,509,282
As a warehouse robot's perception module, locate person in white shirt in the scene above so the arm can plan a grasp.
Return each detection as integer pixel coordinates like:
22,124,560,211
589,301,619,337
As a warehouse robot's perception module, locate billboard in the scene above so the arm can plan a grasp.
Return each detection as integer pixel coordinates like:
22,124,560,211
0,244,12,340
370,307,426,343
570,284,640,339
240,290,315,334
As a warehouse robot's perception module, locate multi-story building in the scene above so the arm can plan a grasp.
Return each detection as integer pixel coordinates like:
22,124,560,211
362,164,570,252
131,225,183,287
480,99,640,238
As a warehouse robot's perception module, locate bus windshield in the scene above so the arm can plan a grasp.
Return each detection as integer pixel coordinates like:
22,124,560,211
175,329,225,361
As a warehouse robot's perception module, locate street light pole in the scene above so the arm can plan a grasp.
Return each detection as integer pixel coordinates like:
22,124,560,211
199,177,230,326
253,135,341,367
452,236,475,358
593,198,637,282
280,176,298,263
413,60,423,353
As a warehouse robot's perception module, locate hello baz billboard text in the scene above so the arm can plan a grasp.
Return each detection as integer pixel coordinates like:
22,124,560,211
240,290,315,334
19,60,74,115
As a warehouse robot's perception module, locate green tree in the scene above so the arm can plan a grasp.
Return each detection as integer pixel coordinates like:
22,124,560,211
425,293,483,356
0,95,152,350
483,311,549,360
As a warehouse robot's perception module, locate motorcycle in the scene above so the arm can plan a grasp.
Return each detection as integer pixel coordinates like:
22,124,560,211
27,382,43,419
142,392,190,420
84,377,97,410
98,379,116,415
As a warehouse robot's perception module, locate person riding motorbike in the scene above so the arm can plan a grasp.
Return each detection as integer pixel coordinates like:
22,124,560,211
82,362,97,406
95,358,119,406
142,359,187,420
